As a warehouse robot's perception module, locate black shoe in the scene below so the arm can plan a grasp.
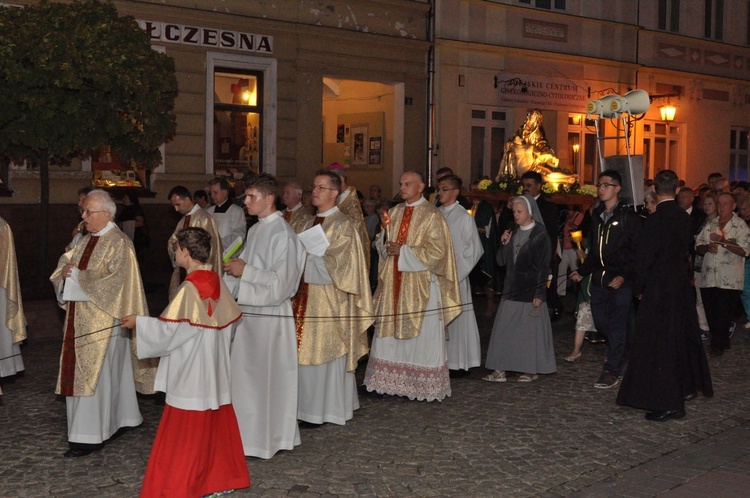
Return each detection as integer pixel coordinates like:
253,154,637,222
63,448,96,458
298,421,323,429
449,369,471,379
109,424,141,442
549,308,563,322
684,392,697,401
644,409,685,422
710,347,724,357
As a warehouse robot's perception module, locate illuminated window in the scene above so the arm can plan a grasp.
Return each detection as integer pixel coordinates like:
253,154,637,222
212,69,263,175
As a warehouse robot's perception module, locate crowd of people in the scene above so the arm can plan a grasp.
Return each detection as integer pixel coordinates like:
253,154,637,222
0,164,749,496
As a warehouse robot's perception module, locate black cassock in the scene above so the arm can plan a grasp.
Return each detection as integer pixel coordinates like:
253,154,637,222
617,200,713,412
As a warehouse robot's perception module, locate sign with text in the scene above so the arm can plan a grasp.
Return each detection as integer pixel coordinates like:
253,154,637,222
137,20,273,54
495,74,588,111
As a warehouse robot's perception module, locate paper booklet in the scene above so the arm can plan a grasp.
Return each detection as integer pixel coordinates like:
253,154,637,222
298,224,330,257
62,277,91,302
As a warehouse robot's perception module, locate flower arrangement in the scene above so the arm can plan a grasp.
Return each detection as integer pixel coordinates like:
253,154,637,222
475,175,597,197
477,175,524,194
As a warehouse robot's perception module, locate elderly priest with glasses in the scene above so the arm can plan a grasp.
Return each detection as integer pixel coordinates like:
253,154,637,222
50,189,155,458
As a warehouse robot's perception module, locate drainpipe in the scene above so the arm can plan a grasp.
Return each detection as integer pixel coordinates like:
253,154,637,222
426,0,436,187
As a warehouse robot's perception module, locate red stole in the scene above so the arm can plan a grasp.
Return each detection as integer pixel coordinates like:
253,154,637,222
283,210,292,222
60,236,101,396
393,206,414,323
291,216,325,349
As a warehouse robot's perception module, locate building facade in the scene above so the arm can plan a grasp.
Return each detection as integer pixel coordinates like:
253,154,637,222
1,0,431,295
433,0,750,188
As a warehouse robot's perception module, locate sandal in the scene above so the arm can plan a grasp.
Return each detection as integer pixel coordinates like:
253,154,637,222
517,374,538,382
564,352,582,363
481,370,507,383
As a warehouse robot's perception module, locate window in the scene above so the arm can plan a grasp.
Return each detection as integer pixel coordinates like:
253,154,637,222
206,52,277,175
518,0,566,10
730,128,750,181
642,121,682,180
658,0,680,32
705,0,724,40
213,69,263,175
470,108,506,182
568,114,598,185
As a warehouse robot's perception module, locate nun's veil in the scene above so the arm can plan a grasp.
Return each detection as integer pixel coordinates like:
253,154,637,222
512,194,546,227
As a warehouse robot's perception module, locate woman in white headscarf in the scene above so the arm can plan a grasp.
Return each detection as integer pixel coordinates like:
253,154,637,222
482,194,557,382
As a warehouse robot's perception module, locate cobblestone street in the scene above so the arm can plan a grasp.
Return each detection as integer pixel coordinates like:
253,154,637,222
2,293,750,497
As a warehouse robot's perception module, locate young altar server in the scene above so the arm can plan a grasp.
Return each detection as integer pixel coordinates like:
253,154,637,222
122,227,250,498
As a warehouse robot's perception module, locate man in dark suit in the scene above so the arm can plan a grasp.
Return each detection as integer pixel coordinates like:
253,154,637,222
617,170,713,422
520,171,562,320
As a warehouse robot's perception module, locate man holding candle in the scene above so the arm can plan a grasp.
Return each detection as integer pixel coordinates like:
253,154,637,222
364,171,462,401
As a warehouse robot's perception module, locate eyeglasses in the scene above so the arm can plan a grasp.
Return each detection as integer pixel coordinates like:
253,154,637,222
310,184,337,192
596,182,618,189
437,187,458,192
82,209,108,216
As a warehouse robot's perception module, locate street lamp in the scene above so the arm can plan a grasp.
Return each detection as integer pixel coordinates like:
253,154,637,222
659,104,677,123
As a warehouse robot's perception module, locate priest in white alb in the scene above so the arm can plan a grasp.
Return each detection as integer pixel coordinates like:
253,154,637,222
437,175,484,374
364,171,461,401
224,173,305,458
0,215,26,391
294,169,374,425
50,190,155,458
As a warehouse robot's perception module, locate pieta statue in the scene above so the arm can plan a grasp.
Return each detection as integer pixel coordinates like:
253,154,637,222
495,109,576,184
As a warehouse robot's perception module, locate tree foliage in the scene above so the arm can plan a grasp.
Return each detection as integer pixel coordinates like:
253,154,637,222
0,0,178,167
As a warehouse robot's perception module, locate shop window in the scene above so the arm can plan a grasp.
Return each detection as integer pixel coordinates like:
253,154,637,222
658,0,680,32
212,69,263,175
705,0,724,40
470,107,506,181
206,52,277,176
730,128,750,181
642,121,682,180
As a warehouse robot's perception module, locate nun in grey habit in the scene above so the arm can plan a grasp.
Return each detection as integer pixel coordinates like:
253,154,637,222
482,194,557,382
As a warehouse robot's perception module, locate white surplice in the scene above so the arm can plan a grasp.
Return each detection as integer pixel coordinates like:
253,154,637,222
224,211,305,458
135,318,233,411
207,201,247,250
439,202,484,370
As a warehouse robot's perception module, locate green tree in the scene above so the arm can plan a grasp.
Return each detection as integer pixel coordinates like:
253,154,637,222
0,0,177,293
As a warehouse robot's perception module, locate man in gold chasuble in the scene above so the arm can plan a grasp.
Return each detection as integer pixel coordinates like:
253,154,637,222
364,171,462,402
295,170,374,426
50,190,155,458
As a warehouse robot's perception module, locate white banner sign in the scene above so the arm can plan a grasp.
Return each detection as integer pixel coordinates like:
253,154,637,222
495,74,589,111
137,20,273,54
